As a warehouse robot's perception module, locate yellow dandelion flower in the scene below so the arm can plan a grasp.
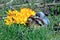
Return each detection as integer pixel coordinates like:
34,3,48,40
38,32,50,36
4,8,36,26
4,19,12,25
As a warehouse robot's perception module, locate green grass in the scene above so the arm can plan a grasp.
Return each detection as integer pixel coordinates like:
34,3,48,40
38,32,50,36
0,11,60,40
0,0,60,40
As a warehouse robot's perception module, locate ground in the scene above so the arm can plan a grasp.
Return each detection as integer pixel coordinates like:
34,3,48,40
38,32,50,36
0,0,60,40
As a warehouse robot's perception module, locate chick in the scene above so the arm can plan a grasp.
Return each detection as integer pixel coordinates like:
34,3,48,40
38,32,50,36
27,12,50,28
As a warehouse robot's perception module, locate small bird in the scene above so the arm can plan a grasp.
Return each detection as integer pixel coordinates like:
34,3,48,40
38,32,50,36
27,12,50,27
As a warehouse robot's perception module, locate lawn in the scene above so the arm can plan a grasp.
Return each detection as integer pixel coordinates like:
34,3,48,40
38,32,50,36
0,0,60,40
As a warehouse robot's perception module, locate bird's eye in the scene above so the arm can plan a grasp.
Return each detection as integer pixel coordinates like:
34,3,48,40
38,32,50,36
36,13,40,17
